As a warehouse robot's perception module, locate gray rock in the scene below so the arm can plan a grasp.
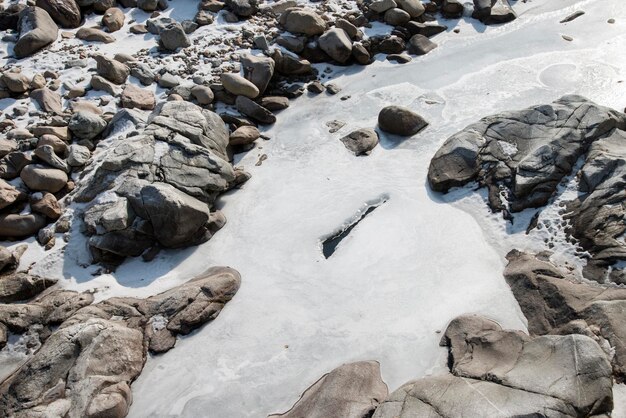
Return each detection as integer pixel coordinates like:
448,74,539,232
35,0,81,28
340,128,379,156
405,21,447,37
221,73,260,98
90,74,122,95
158,72,180,88
130,62,156,85
370,0,396,13
240,53,274,95
67,144,91,167
69,111,107,140
236,96,276,124
395,0,424,18
2,72,30,93
30,87,62,114
191,85,214,105
374,314,613,417
229,125,260,146
94,54,129,84
14,7,58,58
280,7,326,36
20,164,68,192
225,0,257,17
0,272,55,303
378,105,428,136
33,144,69,172
318,28,353,64
0,179,25,209
270,362,388,418
137,0,159,11
272,50,312,75
440,0,464,18
407,34,437,55
384,8,410,26
159,22,191,51
76,26,116,43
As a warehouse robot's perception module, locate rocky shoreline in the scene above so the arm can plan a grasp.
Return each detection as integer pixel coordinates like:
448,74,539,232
0,0,625,416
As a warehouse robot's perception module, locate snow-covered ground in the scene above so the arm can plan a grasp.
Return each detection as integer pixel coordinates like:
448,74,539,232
3,0,626,416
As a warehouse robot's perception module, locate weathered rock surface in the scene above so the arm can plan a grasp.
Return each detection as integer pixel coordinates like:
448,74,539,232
94,54,129,84
374,314,613,417
427,96,626,281
69,110,107,140
280,8,326,36
270,361,388,418
378,105,428,136
0,267,240,416
74,101,239,264
340,128,379,155
14,7,58,58
504,250,626,381
35,0,81,28
240,53,274,95
121,84,155,110
473,0,516,24
159,22,191,51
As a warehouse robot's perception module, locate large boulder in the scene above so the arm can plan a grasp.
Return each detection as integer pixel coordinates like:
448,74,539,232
374,314,613,417
318,28,352,64
0,266,240,416
378,105,428,136
270,362,388,418
69,111,107,140
504,250,626,380
159,22,191,51
14,7,58,58
35,0,81,28
20,164,68,192
94,54,129,84
280,8,326,36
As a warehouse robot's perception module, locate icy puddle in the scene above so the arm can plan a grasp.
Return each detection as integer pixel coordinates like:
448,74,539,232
15,0,625,416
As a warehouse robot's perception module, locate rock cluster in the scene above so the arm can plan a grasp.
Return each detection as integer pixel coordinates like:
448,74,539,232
428,95,626,282
0,266,240,417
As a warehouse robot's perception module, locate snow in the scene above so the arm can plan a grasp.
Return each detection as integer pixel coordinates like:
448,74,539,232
1,0,626,416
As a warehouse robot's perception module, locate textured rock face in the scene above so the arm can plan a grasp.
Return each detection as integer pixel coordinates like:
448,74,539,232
0,267,240,417
340,128,379,155
504,250,626,381
373,314,613,417
270,361,388,418
280,8,326,36
318,28,353,64
428,96,626,282
74,101,239,264
35,0,81,28
14,7,58,58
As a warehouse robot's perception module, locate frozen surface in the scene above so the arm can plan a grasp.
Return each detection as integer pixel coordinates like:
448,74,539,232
3,0,626,417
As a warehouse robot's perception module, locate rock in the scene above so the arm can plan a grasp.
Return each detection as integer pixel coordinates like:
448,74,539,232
90,74,122,95
473,0,516,24
340,128,379,155
276,34,305,53
240,53,274,95
225,0,257,17
158,72,180,88
130,62,156,85
0,152,33,179
0,179,25,209
102,7,124,32
426,95,625,212
272,50,312,75
270,362,388,418
0,140,17,159
34,144,69,172
370,0,396,13
440,0,464,18
2,72,30,93
407,34,437,55
384,8,410,26
159,22,191,51
259,96,289,111
351,43,371,65
387,53,411,63
0,213,48,238
146,16,175,34
38,135,67,156
504,250,626,379
374,314,613,417
236,96,276,124
405,21,447,37
14,7,58,58
130,23,148,34
89,0,117,13
280,8,326,36
30,73,46,89
31,192,61,219
67,144,91,167
220,73,260,99
30,87,62,114
229,125,260,146
318,28,353,64
335,18,358,39
307,81,324,94
0,272,56,303
35,0,80,28
191,85,214,105
20,164,68,192
138,0,159,11
121,84,155,110
69,111,107,140
377,35,405,54
378,105,428,136
395,0,425,18
94,54,129,84
76,26,115,43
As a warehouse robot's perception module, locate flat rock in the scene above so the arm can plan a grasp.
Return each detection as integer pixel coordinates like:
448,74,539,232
340,128,379,155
